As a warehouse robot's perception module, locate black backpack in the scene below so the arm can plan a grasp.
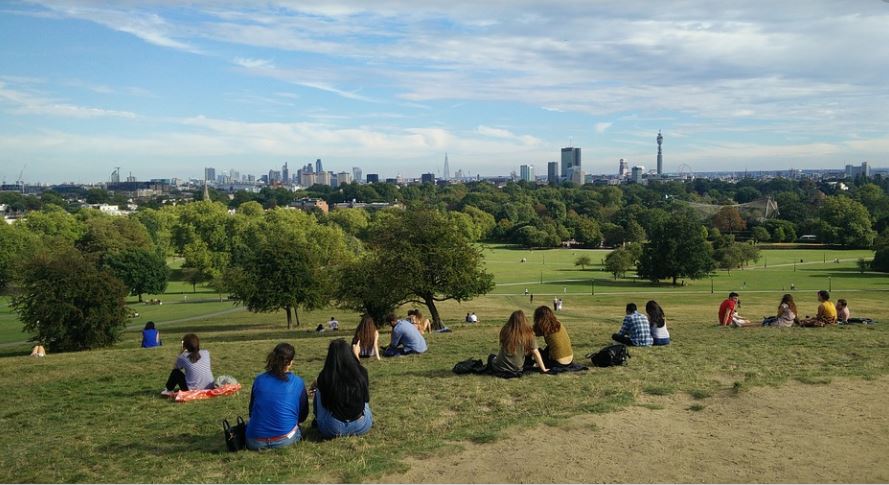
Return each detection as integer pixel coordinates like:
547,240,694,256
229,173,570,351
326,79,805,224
588,344,630,367
452,358,488,375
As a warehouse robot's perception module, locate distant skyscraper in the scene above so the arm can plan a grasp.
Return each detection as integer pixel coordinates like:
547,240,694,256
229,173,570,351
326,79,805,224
317,171,331,186
204,167,215,183
619,158,628,177
352,166,362,183
111,167,121,184
421,173,436,184
282,163,289,184
547,162,558,184
520,164,534,182
336,171,352,187
631,166,645,184
561,147,581,179
316,159,323,173
845,162,871,179
656,130,663,175
443,153,450,179
366,173,379,184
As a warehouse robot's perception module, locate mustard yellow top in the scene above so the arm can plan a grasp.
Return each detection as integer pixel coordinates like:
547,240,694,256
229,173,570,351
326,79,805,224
817,301,837,324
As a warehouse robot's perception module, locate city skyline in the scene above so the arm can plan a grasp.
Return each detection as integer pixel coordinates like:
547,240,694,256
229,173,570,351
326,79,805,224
1,1,888,184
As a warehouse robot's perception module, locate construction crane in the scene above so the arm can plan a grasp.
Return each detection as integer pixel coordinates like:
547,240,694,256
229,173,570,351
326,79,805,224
15,164,26,194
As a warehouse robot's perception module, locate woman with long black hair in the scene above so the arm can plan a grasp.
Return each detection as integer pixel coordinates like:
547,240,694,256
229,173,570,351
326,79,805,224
246,343,309,450
312,339,373,439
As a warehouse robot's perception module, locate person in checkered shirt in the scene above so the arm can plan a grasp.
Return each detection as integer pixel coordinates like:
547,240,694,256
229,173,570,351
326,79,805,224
612,303,653,347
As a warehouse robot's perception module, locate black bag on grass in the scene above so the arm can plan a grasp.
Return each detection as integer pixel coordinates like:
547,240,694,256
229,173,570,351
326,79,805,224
223,416,246,452
588,344,630,367
452,358,487,375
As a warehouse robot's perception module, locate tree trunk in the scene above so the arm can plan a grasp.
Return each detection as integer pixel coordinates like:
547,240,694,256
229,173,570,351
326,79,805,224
285,305,292,330
192,282,196,293
672,275,678,286
138,293,143,302
424,294,443,330
294,306,301,327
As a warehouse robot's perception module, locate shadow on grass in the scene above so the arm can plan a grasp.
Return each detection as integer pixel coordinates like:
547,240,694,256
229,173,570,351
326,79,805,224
398,369,459,379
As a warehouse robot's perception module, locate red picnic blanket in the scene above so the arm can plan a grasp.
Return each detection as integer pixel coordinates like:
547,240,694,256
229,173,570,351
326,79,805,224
167,383,242,402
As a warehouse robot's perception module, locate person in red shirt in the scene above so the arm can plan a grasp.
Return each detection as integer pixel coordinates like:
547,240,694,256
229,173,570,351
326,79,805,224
718,292,740,326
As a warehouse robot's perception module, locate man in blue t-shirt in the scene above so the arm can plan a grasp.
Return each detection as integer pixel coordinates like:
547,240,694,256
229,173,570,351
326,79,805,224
383,312,427,357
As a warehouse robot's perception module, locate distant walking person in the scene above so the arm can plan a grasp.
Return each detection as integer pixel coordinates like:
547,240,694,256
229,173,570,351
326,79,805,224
645,301,670,346
553,297,558,311
163,334,214,393
612,303,653,347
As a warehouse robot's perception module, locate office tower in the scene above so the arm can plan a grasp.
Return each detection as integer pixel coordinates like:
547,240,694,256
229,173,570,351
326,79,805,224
443,153,450,179
282,163,289,184
268,170,281,183
571,168,583,185
230,169,240,182
352,167,362,183
631,166,645,184
317,171,331,186
111,167,121,184
845,162,872,178
204,167,215,183
547,162,558,184
561,147,581,179
619,159,628,177
300,171,317,187
336,171,352,187
656,130,663,175
520,164,534,182
421,173,435,184
316,159,323,173
366,173,379,183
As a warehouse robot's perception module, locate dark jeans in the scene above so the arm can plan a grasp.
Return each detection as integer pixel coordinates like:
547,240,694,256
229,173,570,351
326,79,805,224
611,333,636,346
382,346,417,357
165,368,188,391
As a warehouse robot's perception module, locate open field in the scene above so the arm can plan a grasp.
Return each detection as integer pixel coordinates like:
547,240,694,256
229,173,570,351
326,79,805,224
0,246,887,482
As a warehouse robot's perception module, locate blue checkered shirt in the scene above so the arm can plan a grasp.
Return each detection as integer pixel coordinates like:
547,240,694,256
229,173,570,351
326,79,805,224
619,311,653,346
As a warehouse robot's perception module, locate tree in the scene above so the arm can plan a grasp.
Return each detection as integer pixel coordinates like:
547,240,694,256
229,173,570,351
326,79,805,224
12,247,128,352
574,255,592,270
711,207,747,234
751,226,770,244
335,253,408,325
857,257,870,274
604,248,635,279
366,208,494,329
817,196,876,248
0,223,41,292
104,248,169,302
638,212,714,285
76,215,152,258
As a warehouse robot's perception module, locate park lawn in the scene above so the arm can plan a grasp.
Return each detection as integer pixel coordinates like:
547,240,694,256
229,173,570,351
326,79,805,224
0,247,888,482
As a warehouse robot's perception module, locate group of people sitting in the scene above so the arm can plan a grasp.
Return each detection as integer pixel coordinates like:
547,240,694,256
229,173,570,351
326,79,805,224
719,290,851,328
610,301,671,347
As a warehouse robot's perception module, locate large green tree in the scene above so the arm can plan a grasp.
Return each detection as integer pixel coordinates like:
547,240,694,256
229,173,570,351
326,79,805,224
817,196,876,247
638,212,714,285
13,247,129,352
104,248,169,302
366,208,494,329
335,253,408,325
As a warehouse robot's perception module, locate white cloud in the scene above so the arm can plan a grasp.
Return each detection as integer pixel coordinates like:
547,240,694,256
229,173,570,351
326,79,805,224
594,122,612,134
0,81,137,119
233,57,275,69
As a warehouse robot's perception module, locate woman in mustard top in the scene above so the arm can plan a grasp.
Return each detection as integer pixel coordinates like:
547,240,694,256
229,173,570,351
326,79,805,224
532,306,575,368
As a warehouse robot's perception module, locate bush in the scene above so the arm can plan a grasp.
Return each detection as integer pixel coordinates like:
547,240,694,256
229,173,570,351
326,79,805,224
12,247,129,352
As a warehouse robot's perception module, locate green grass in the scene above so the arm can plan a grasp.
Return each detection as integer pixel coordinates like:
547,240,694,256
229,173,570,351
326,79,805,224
0,246,888,482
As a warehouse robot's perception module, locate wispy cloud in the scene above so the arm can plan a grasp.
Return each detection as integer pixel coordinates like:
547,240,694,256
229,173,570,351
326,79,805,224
595,122,613,134
0,81,136,119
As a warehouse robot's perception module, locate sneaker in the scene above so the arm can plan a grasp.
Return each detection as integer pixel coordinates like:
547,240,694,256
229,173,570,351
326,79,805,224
160,389,174,397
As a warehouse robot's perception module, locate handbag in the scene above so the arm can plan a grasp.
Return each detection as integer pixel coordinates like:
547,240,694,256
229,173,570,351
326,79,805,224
223,416,246,452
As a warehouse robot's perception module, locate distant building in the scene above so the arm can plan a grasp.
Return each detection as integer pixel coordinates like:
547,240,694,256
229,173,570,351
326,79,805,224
421,173,436,184
332,200,405,211
282,163,289,184
570,167,584,185
656,130,664,175
520,164,534,182
443,153,450,179
631,166,645,184
352,167,363,183
204,167,216,183
385,178,398,184
561,147,581,180
618,158,628,177
317,171,331,186
290,197,329,215
547,162,558,184
366,173,380,184
845,162,871,179
315,159,323,173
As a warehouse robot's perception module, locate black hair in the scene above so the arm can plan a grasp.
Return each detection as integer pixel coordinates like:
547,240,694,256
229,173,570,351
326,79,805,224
818,290,830,301
182,333,201,363
317,339,369,418
144,321,156,330
265,343,295,380
729,292,739,298
645,300,665,328
626,302,637,313
385,312,397,323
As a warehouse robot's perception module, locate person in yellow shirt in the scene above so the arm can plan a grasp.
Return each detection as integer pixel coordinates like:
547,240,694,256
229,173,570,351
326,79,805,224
799,290,837,327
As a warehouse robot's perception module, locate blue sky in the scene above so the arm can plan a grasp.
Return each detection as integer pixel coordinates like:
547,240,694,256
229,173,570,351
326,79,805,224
1,1,888,184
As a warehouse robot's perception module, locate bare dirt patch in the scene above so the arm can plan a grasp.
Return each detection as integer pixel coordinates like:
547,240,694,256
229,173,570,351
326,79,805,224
380,377,889,483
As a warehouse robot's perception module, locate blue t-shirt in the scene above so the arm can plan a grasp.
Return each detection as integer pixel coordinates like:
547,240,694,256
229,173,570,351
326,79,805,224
141,329,160,348
390,320,427,353
246,372,309,439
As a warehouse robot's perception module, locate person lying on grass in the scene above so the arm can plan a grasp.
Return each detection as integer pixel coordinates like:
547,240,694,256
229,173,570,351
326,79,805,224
532,306,574,368
382,312,427,357
646,300,670,345
352,315,381,361
799,290,838,327
246,343,309,450
489,310,549,374
311,339,373,439
612,303,653,346
163,333,214,394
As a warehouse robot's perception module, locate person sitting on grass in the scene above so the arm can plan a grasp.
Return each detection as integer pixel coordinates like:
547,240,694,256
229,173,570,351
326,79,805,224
245,343,309,450
532,306,574,368
311,339,373,439
141,321,161,348
352,315,381,361
382,312,427,357
163,333,214,394
719,292,752,327
327,316,339,331
489,310,549,375
612,303,653,347
835,299,850,323
799,290,838,327
646,300,670,346
410,309,432,334
768,294,798,327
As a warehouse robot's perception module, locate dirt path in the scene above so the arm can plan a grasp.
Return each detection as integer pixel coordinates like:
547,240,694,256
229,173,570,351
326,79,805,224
380,377,889,483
